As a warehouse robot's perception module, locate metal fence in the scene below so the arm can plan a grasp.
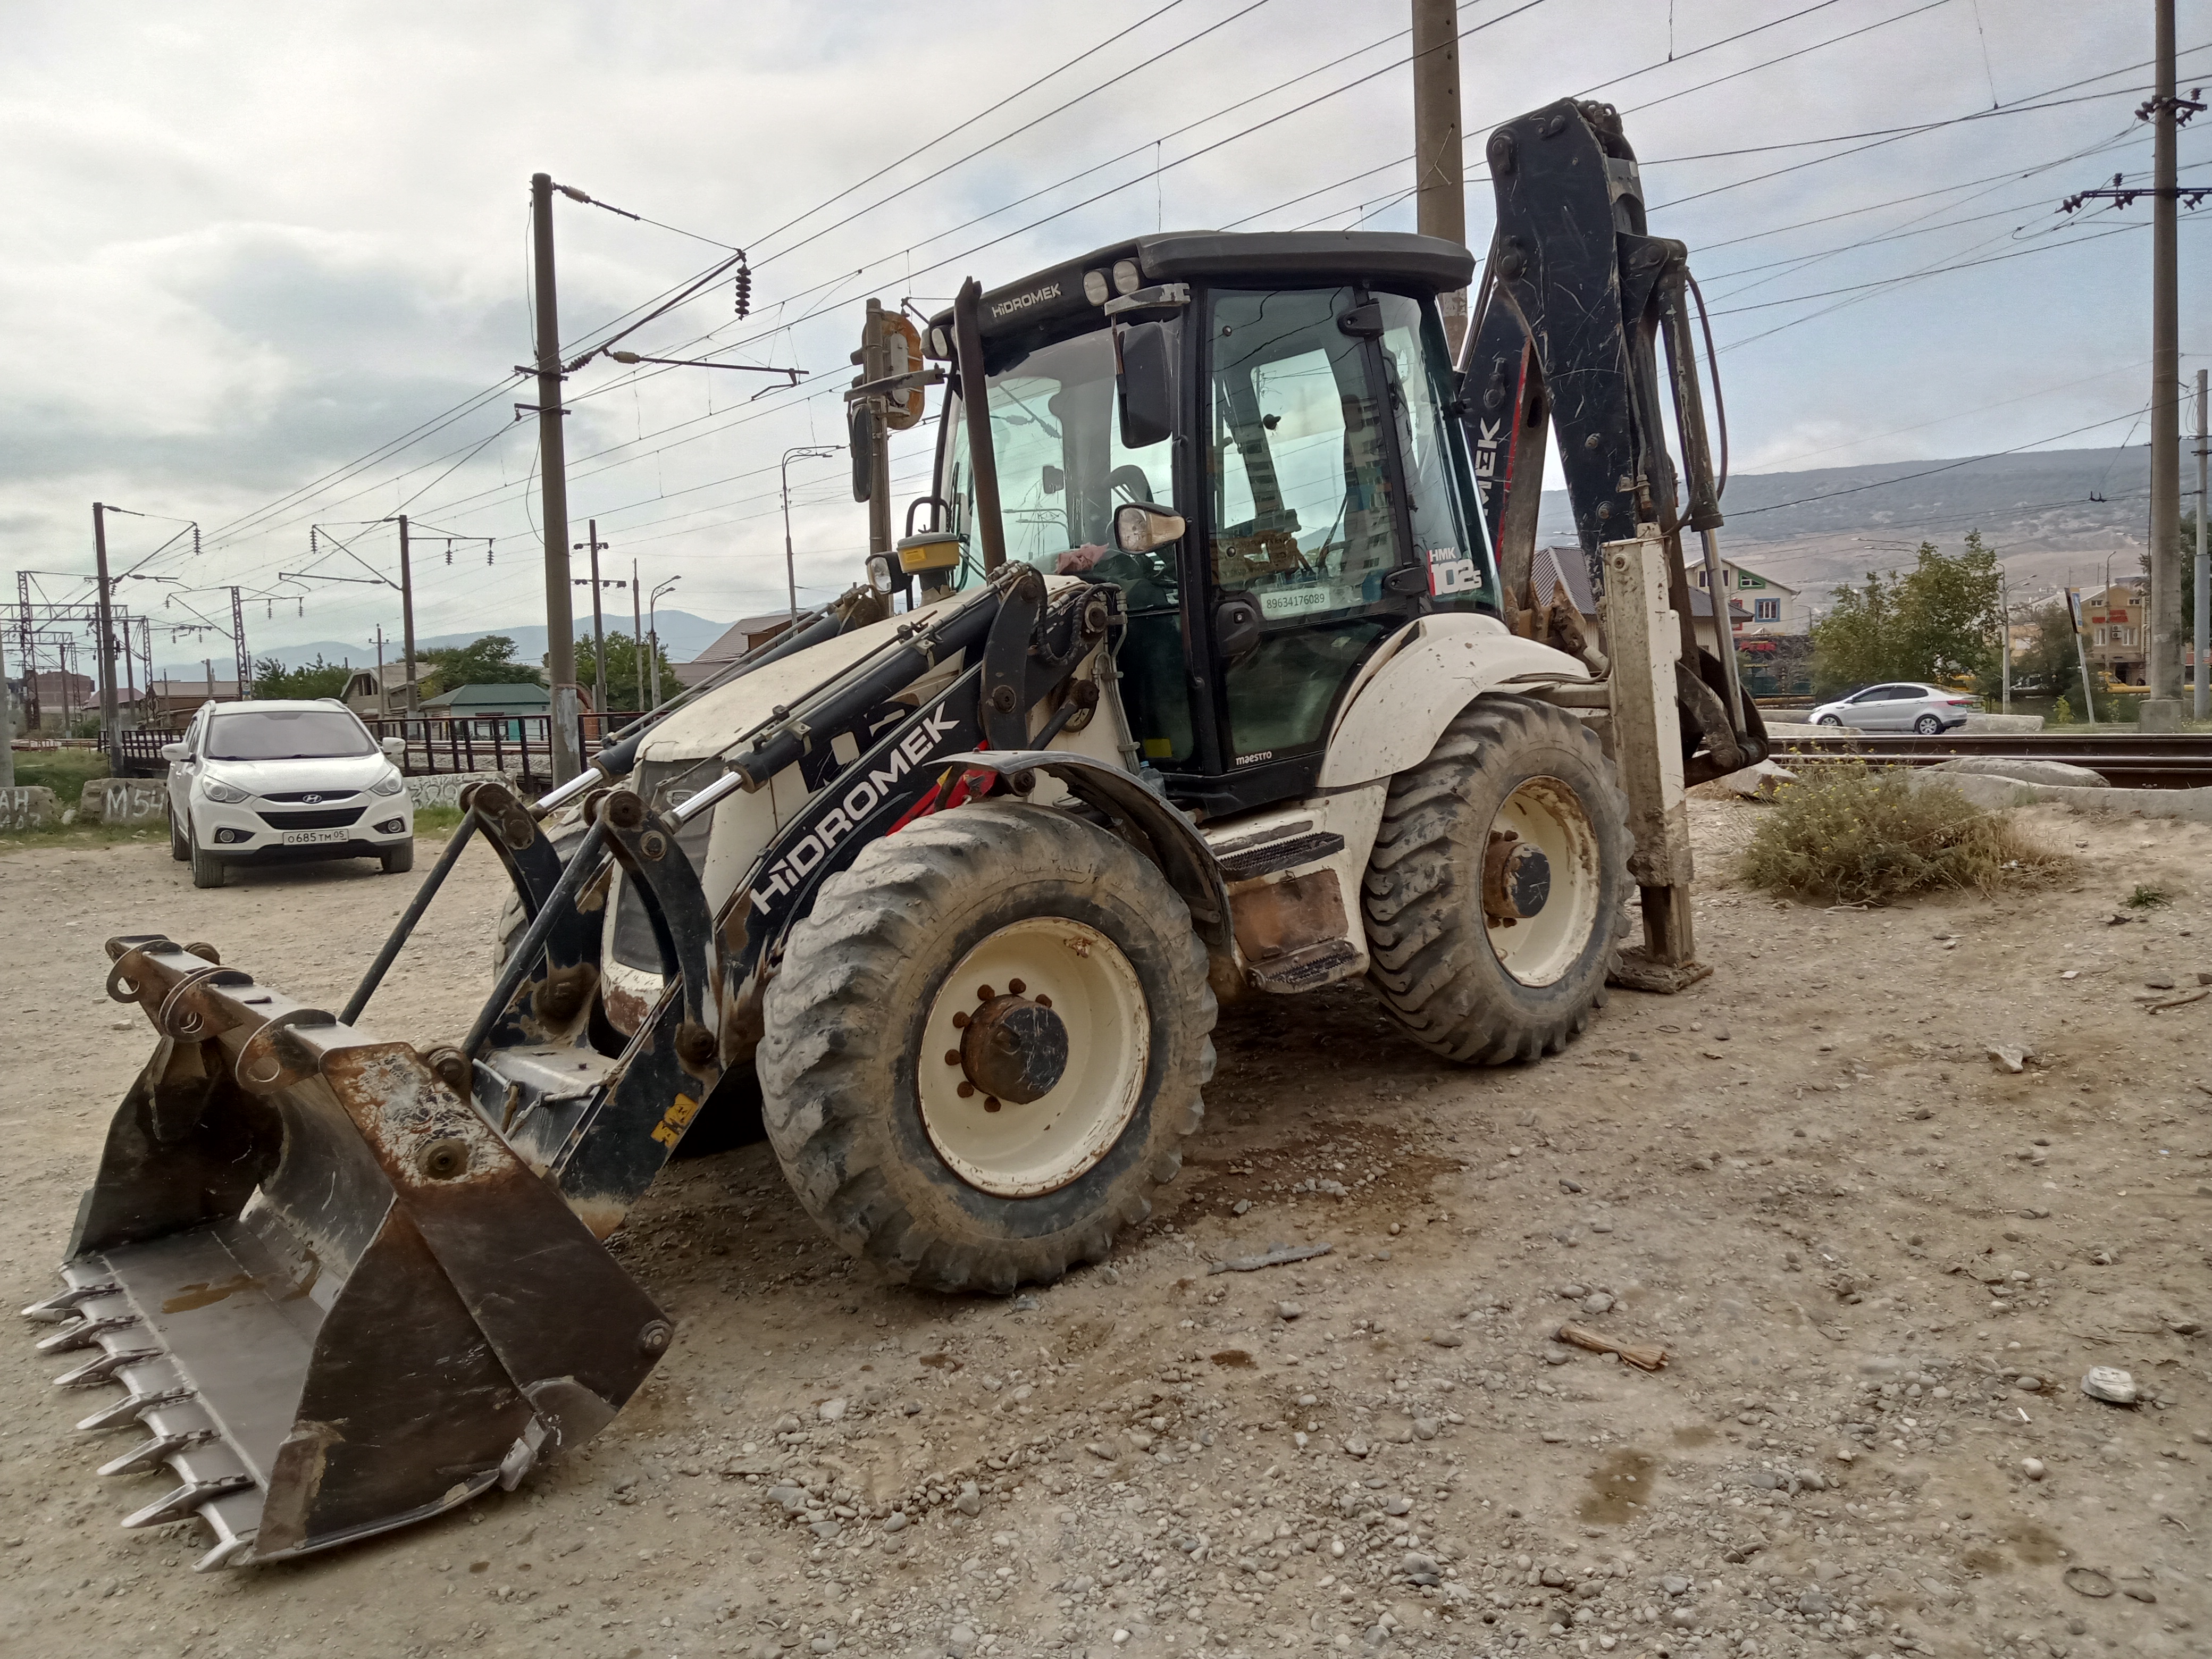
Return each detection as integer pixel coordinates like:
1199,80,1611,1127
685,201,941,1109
119,714,647,785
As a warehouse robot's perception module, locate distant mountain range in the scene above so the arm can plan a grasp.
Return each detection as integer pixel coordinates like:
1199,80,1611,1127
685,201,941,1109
1537,444,2158,604
154,609,732,681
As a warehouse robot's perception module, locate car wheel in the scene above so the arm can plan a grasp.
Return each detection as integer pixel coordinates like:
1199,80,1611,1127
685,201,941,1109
1914,714,1942,735
379,840,415,875
167,805,189,862
1816,714,1843,728
189,822,226,890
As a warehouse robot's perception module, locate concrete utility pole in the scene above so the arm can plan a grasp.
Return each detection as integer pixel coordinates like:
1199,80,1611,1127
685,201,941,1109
579,520,608,735
91,502,121,773
1412,0,1469,356
2144,0,2184,730
531,172,581,782
1999,569,2011,715
631,558,644,707
0,607,14,789
397,514,420,715
783,445,839,626
2198,367,2209,719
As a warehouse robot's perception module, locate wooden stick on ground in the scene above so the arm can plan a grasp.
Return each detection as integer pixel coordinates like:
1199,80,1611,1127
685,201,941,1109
1556,1322,1669,1371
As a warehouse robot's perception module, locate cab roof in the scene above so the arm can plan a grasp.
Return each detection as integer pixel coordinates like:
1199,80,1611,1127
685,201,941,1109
925,230,1474,357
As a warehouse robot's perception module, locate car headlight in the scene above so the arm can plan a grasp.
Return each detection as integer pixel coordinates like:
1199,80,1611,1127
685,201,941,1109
370,770,407,797
200,778,251,804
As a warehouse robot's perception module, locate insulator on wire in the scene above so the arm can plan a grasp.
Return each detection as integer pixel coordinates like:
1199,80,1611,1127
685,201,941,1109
735,262,752,319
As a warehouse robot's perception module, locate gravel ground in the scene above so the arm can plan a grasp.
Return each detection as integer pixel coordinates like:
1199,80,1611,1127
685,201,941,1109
1,800,2206,1659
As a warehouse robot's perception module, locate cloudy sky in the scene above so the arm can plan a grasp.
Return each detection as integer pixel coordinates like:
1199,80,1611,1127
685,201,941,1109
5,0,2207,665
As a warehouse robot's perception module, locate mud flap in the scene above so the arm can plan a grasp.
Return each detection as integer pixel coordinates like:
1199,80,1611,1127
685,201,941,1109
23,936,669,1570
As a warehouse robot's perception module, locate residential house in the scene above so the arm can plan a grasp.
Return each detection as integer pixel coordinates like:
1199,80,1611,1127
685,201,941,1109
341,659,437,719
1530,544,1749,658
2082,579,2147,685
1689,557,1802,634
673,613,797,689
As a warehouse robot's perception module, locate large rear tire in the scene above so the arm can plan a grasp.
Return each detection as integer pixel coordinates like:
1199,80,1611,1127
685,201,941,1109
757,799,1215,1293
1362,693,1630,1063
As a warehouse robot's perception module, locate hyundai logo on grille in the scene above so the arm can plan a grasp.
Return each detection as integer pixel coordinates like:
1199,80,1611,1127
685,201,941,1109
299,793,323,803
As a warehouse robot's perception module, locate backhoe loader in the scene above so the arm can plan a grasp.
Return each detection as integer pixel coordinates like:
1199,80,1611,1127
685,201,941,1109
26,99,1763,1569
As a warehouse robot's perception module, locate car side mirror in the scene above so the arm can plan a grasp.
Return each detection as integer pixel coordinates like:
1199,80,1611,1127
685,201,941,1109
1213,594,1263,660
380,735,407,759
160,742,189,763
1115,321,1175,449
1114,501,1185,555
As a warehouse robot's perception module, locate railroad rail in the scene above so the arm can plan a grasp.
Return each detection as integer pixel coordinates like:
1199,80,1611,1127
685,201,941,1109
1771,731,2212,790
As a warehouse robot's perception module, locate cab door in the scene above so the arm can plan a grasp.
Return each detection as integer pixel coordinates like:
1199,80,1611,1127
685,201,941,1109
1195,286,1486,804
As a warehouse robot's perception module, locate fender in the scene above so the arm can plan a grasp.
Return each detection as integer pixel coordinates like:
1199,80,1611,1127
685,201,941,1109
1318,613,1592,789
935,749,1232,956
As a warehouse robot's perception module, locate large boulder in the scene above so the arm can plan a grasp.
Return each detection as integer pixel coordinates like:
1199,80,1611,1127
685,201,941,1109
78,777,169,825
1930,756,2109,789
0,785,58,831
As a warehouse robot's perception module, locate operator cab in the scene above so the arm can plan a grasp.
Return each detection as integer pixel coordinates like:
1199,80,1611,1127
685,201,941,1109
920,231,1497,818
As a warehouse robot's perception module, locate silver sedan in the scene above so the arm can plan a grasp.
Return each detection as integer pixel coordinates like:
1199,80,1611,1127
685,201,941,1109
1811,682,1982,734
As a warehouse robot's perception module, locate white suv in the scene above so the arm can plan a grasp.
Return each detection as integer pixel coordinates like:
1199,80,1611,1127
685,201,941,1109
164,699,414,889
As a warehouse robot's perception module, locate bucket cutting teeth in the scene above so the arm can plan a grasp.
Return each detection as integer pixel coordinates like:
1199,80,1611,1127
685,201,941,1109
22,1282,119,1321
98,1430,216,1477
123,1476,255,1531
53,1347,162,1388
77,1385,192,1432
35,1313,140,1354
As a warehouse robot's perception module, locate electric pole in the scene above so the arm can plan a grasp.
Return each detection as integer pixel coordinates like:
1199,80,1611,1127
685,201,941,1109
2198,367,2208,719
574,520,609,735
632,558,644,711
91,503,121,773
397,513,420,715
2145,0,2184,730
1412,0,1469,357
531,172,581,782
861,301,894,559
0,609,13,789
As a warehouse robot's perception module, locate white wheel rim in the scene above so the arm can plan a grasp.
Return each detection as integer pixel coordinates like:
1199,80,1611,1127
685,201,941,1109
1485,776,1603,988
916,917,1151,1197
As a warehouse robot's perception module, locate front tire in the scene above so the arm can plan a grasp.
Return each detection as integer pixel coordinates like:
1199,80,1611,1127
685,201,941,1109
380,840,415,874
1363,694,1631,1064
188,822,226,890
167,806,189,862
757,799,1215,1293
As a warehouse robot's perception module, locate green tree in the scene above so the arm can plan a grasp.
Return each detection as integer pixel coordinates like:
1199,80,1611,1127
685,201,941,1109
2139,507,2200,656
250,655,350,700
574,630,676,714
2007,594,2084,708
421,635,544,699
1811,531,2002,696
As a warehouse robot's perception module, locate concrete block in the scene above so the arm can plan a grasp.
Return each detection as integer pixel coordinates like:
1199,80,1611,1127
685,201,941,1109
1766,720,1862,736
1720,759,1797,800
404,771,523,810
1931,756,2109,789
1914,768,2212,825
0,785,58,831
79,777,170,825
1958,713,2043,733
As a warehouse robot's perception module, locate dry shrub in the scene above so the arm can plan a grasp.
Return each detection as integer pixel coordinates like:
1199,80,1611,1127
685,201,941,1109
1739,761,2072,904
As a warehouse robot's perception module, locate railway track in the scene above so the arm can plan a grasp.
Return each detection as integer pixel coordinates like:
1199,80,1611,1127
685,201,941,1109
1769,731,2212,790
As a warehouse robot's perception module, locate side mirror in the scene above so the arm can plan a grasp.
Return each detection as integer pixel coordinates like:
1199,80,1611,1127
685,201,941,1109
1114,501,1186,555
1116,321,1176,449
160,742,189,763
380,735,407,759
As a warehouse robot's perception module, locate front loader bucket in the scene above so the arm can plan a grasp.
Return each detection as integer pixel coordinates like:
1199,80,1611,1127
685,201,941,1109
22,936,671,1570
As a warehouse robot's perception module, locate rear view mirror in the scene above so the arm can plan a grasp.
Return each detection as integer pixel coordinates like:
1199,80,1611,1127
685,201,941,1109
1116,322,1175,449
1115,502,1185,555
380,736,407,759
160,742,188,763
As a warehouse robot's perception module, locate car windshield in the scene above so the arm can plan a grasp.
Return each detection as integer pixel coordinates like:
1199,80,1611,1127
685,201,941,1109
205,709,376,760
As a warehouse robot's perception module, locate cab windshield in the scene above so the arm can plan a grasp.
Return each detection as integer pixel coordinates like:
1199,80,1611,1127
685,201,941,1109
940,323,1178,608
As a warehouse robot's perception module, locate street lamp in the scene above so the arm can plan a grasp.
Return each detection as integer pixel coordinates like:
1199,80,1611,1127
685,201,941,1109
648,576,681,710
780,447,841,627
